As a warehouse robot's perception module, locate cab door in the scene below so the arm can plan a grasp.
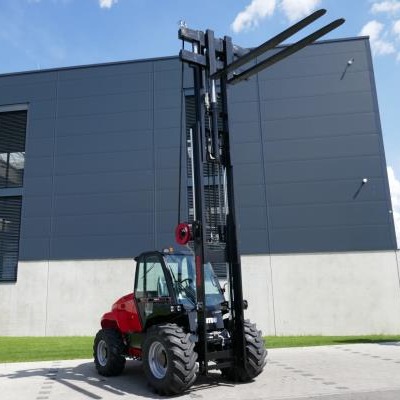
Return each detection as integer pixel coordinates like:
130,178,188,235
134,253,174,328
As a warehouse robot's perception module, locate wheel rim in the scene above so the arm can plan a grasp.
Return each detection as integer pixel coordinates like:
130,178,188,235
148,341,168,379
97,339,108,367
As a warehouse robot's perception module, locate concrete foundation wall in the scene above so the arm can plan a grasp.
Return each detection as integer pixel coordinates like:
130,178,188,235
0,260,135,336
0,250,399,336
243,250,400,335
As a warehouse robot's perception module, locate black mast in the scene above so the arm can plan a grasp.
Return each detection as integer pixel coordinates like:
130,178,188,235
178,9,344,374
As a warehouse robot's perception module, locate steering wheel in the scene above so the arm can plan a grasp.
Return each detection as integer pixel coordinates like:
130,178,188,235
179,278,193,288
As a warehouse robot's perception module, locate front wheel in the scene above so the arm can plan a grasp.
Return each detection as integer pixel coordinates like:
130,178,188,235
221,320,267,382
142,323,198,395
93,328,126,376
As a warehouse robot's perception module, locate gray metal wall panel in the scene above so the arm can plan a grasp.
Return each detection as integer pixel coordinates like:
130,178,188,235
236,184,266,208
237,229,269,254
226,38,396,254
54,191,153,216
269,178,388,205
232,142,263,164
0,71,57,87
0,37,394,263
57,92,152,117
154,90,181,110
263,112,378,141
23,176,54,196
270,225,393,253
18,237,50,260
269,202,389,229
53,170,155,195
0,81,56,103
50,234,153,259
256,46,369,80
265,156,384,183
27,118,57,139
23,157,54,178
51,62,157,258
155,128,182,148
56,130,153,155
25,137,55,157
29,100,57,120
264,134,381,162
234,163,265,186
260,91,374,120
57,61,153,80
13,74,56,260
41,56,183,259
259,71,372,100
154,108,181,129
56,111,153,136
53,212,153,236
21,196,53,218
229,101,260,124
230,121,261,144
57,72,153,98
54,150,154,175
21,217,52,237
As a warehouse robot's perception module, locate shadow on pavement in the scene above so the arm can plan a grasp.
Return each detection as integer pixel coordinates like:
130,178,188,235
1,360,235,399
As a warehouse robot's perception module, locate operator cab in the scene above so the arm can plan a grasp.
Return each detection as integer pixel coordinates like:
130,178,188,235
133,248,227,333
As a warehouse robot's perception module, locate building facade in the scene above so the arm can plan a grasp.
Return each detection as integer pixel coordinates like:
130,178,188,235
0,37,399,336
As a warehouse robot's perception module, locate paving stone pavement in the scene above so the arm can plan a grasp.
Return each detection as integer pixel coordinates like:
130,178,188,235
1,343,400,400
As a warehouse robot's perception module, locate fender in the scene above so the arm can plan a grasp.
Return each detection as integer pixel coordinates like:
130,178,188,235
101,293,143,334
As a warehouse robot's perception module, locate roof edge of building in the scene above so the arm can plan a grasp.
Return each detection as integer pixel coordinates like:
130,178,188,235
0,36,368,79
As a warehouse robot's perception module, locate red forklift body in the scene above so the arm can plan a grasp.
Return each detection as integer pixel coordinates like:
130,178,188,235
93,9,344,395
101,293,143,334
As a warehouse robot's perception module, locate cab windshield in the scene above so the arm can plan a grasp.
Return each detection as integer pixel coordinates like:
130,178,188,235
164,254,224,307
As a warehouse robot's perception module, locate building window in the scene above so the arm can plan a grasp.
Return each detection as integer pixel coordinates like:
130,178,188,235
0,107,27,282
0,110,27,188
0,197,22,281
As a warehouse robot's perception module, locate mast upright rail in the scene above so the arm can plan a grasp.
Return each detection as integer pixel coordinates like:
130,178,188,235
178,9,344,375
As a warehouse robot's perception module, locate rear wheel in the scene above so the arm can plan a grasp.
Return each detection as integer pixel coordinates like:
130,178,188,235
142,323,198,395
94,328,126,376
220,320,267,382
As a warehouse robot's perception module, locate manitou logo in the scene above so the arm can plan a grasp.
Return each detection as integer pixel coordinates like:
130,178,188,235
206,317,217,324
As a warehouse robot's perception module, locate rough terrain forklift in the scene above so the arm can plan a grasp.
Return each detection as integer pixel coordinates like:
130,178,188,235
93,10,344,395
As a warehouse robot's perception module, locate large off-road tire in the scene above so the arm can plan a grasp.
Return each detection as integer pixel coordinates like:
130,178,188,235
94,328,126,376
142,323,198,395
221,320,267,382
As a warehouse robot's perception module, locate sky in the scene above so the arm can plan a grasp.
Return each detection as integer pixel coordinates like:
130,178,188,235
0,0,399,245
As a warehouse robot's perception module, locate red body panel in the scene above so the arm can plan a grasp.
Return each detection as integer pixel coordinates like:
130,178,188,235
101,293,143,334
128,347,142,358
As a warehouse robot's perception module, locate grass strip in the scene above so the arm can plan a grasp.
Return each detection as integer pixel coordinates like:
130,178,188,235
265,335,400,349
1,335,399,363
0,337,93,363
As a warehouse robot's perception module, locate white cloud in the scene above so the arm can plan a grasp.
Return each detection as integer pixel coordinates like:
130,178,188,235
359,20,396,55
393,19,400,39
388,166,400,248
360,19,385,40
279,0,321,22
231,0,276,33
231,0,324,33
371,1,400,14
99,0,118,8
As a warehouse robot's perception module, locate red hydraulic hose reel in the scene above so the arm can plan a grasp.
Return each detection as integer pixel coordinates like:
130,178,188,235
175,223,191,245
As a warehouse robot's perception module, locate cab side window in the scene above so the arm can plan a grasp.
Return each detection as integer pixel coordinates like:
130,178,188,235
135,256,170,298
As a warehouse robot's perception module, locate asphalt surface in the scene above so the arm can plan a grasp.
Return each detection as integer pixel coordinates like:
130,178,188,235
1,342,400,400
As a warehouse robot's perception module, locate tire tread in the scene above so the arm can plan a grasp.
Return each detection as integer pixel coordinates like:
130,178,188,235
220,320,267,382
93,328,126,377
143,323,198,395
